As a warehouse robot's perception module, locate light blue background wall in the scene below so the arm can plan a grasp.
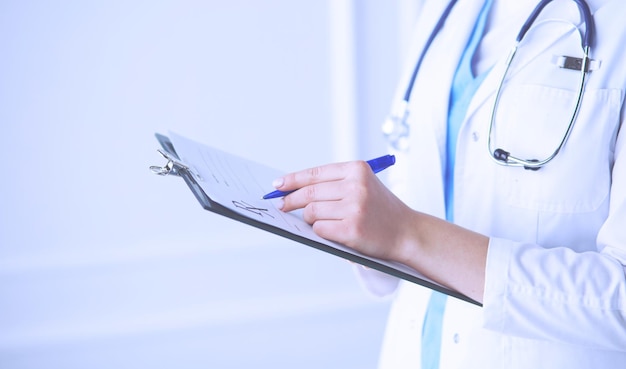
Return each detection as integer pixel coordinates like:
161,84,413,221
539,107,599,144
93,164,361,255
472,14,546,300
0,1,412,368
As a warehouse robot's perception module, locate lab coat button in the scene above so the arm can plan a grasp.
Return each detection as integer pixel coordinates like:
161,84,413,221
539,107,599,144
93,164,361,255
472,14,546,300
453,333,460,344
472,132,479,142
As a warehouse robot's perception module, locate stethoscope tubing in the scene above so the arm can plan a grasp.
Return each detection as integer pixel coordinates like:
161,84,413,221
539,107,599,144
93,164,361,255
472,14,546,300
403,0,594,106
487,0,594,169
518,0,594,48
387,0,595,169
403,0,459,102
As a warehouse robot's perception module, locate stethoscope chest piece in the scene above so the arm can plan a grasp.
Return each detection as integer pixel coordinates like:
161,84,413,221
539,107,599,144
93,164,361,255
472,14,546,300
382,101,410,151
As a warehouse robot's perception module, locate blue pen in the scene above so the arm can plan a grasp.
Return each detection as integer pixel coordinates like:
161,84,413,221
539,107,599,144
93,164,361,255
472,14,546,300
262,154,396,200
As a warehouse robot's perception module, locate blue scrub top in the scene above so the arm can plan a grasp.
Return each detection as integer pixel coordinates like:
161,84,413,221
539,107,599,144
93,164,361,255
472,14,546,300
421,1,494,368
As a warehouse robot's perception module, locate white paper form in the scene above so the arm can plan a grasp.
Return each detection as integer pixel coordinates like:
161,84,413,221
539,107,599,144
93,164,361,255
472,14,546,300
169,132,328,244
165,132,476,305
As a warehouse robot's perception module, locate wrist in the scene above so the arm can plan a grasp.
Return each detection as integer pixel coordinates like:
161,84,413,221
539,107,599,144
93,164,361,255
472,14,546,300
393,210,431,267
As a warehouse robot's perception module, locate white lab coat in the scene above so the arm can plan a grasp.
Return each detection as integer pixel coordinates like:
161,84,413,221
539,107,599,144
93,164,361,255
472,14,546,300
360,0,626,368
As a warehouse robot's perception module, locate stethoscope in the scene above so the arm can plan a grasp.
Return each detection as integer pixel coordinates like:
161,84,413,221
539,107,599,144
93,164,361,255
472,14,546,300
381,0,595,170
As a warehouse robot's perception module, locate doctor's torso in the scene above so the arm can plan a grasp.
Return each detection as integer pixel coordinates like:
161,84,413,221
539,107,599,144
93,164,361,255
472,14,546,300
377,0,626,368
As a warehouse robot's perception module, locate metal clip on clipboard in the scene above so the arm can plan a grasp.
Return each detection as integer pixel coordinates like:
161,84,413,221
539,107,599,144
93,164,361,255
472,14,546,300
149,133,201,180
150,149,203,182
150,133,211,209
149,149,188,177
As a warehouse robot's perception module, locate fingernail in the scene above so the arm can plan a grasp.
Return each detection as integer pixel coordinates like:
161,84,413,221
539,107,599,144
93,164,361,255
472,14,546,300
272,177,284,189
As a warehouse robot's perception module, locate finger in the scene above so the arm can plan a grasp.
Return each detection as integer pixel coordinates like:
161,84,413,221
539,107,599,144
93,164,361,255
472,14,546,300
275,161,355,192
281,180,345,212
311,219,356,247
301,200,346,224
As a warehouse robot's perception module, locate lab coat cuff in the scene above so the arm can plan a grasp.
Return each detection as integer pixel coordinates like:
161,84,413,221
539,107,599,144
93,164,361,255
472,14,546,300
351,263,400,298
482,237,516,331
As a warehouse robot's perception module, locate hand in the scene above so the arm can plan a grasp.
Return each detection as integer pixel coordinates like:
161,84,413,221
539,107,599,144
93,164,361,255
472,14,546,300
274,160,414,261
272,159,489,302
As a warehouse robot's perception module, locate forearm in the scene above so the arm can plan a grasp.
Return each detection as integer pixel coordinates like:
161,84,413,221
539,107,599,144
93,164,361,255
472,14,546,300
394,211,489,303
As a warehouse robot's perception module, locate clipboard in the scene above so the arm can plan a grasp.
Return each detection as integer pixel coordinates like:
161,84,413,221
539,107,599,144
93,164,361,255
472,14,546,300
151,133,480,306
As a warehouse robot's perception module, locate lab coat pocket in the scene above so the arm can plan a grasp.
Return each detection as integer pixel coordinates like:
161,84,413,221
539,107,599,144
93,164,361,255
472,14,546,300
495,85,622,213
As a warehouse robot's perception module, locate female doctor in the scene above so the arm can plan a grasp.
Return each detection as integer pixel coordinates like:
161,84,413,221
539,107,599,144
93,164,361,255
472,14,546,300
272,0,626,368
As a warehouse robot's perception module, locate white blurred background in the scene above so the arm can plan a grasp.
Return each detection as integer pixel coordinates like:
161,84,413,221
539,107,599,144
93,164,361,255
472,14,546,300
0,1,418,368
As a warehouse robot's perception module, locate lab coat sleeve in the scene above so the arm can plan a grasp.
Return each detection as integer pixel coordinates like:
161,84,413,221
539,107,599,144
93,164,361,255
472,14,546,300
482,123,626,351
